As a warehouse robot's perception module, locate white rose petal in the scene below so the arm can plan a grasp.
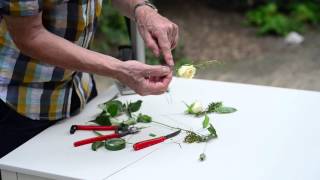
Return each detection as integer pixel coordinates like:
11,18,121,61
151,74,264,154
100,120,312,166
177,65,196,79
191,101,204,114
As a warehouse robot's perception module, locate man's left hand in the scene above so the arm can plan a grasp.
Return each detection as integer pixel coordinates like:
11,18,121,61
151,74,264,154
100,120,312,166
135,6,179,67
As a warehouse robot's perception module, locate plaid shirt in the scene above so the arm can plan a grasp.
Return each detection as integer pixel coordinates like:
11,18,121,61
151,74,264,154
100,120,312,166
0,0,103,120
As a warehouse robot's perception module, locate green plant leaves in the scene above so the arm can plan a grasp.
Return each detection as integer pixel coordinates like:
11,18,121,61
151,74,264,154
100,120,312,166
137,113,152,123
207,102,223,113
207,124,217,137
202,114,210,128
92,112,112,126
186,101,236,116
245,2,315,36
128,100,142,113
101,100,123,117
107,103,119,117
215,107,237,114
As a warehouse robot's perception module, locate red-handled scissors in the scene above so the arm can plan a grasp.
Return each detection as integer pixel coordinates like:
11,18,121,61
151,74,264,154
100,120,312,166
70,125,139,147
133,130,181,151
70,125,119,134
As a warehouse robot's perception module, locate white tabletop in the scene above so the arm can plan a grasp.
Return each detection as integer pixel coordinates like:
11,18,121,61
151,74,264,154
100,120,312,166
1,78,320,180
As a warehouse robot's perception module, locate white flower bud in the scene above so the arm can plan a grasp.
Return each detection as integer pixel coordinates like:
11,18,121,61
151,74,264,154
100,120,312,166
191,101,204,114
177,64,196,79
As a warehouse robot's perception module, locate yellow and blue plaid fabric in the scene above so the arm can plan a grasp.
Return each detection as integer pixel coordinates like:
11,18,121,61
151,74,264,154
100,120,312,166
0,0,103,120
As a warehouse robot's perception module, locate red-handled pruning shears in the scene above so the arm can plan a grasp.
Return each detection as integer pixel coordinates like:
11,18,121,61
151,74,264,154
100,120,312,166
70,125,139,147
133,130,181,151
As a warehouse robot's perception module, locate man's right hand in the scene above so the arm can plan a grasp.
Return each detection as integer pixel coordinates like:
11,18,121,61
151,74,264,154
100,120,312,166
116,61,172,96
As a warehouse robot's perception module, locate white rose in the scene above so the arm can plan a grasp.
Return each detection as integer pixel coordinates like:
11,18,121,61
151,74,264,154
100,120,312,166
191,101,204,114
177,64,196,79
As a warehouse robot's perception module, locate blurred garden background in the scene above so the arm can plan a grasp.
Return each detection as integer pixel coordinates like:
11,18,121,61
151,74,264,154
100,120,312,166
92,0,320,92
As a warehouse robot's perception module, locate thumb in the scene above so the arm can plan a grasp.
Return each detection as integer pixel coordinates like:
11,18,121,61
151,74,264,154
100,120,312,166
144,65,171,77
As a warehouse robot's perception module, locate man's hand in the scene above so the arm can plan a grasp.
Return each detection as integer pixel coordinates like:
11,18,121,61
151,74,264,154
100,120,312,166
116,61,172,96
135,6,179,67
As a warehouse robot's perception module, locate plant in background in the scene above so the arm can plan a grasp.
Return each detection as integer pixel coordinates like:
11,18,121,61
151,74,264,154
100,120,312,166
290,2,320,25
91,1,129,53
246,1,320,36
246,3,303,36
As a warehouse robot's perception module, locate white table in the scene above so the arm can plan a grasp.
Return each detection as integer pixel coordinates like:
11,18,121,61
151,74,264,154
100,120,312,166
1,78,320,180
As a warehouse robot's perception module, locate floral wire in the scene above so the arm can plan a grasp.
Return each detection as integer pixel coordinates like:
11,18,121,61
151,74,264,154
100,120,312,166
152,120,190,132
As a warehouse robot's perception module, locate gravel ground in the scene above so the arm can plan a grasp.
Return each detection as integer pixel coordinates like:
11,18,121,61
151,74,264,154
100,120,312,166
94,0,320,93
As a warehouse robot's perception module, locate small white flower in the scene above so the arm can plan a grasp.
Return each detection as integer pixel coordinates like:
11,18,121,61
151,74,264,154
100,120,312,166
177,64,196,79
191,101,204,114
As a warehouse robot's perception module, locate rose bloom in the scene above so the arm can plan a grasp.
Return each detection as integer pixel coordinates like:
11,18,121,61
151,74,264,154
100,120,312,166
177,64,196,79
191,101,204,114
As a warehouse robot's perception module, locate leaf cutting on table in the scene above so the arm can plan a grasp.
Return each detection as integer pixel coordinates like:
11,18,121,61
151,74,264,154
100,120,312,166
91,112,112,126
207,124,217,137
215,106,237,114
137,113,152,123
127,100,142,118
202,114,210,128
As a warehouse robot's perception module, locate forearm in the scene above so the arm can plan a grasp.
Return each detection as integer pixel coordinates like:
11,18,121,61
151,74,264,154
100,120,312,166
111,0,145,19
5,17,123,79
23,30,122,78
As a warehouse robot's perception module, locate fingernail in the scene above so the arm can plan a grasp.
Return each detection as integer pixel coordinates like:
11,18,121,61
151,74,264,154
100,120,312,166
162,67,170,73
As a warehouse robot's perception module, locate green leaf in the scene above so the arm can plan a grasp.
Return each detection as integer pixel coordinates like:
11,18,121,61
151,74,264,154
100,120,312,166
91,141,104,151
123,118,137,126
91,112,112,126
215,107,237,114
137,113,152,123
207,102,223,113
207,124,217,137
149,133,157,137
128,100,142,113
107,103,119,117
101,100,123,117
202,114,210,128
184,102,194,114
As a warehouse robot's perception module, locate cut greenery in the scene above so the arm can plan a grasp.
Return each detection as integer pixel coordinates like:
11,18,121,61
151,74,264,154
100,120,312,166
185,101,237,116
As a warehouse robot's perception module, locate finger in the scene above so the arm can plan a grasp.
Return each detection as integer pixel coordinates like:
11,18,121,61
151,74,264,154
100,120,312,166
144,32,160,57
171,24,179,49
156,32,174,67
144,80,169,95
144,65,171,77
146,72,173,94
167,26,175,49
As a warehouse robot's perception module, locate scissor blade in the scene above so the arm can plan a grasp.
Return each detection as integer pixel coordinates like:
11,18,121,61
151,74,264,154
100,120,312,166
164,130,181,139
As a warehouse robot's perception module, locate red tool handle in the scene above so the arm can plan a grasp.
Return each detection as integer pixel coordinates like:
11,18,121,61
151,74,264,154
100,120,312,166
74,133,121,147
75,125,118,131
133,137,166,151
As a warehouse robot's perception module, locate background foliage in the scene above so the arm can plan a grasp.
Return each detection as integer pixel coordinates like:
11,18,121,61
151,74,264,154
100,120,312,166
91,0,320,64
91,1,190,66
245,1,320,36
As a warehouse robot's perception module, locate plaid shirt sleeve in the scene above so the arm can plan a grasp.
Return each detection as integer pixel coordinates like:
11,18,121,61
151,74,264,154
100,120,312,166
0,0,42,16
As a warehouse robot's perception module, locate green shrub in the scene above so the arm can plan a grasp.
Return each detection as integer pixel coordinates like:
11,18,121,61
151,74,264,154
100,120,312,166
91,2,129,53
246,1,320,36
291,2,320,25
246,3,303,36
